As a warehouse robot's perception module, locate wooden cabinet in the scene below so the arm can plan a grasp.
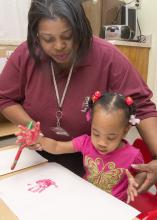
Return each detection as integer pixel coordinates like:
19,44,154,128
82,0,102,36
116,44,150,82
82,1,150,83
82,0,123,36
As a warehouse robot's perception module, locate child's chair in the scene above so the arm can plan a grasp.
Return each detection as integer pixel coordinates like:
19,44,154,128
129,138,157,213
136,209,157,220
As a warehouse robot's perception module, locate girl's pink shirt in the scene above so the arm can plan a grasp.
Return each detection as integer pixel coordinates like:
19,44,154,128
72,134,144,202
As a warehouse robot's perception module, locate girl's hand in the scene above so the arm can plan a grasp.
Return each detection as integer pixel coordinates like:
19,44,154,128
15,122,43,151
126,169,138,204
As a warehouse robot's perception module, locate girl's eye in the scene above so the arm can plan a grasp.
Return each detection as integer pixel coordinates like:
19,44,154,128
93,133,99,137
107,136,117,141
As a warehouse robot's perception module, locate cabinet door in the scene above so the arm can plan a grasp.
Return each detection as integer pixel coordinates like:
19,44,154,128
82,0,102,36
117,45,149,82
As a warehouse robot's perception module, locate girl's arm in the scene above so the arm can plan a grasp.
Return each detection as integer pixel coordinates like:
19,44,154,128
37,136,75,154
15,122,75,154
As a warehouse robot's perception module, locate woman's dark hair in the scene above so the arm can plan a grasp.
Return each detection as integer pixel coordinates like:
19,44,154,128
27,0,93,63
89,92,136,122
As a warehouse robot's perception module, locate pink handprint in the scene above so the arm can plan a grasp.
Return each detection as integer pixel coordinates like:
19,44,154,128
27,179,58,193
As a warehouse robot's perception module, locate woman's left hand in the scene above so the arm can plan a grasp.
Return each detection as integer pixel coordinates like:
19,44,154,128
131,160,157,193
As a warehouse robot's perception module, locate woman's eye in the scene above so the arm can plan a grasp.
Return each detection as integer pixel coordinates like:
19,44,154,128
43,38,55,43
61,34,72,40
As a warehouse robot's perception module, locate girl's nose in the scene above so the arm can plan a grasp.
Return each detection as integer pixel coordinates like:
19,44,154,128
97,139,107,147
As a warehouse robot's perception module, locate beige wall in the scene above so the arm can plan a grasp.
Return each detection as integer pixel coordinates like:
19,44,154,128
0,0,31,42
137,0,157,104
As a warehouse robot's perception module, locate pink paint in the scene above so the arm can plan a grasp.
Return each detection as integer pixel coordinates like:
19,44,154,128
27,179,58,193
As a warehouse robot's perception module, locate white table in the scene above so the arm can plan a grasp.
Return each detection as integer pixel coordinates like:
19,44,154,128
0,162,140,220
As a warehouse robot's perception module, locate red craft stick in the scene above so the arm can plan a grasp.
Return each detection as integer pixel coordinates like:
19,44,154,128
11,121,33,170
11,144,26,170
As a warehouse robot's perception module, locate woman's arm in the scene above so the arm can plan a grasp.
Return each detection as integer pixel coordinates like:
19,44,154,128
1,104,35,126
137,117,157,156
133,117,157,193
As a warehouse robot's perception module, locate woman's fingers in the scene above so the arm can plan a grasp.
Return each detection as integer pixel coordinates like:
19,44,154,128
131,160,157,193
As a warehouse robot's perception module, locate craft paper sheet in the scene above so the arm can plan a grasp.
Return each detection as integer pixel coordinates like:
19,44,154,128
0,147,48,175
0,163,140,220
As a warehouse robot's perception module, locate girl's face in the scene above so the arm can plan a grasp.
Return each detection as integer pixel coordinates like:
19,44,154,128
91,105,130,155
37,17,77,66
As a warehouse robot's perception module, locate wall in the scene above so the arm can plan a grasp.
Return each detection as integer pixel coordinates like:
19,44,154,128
0,0,31,42
137,0,157,104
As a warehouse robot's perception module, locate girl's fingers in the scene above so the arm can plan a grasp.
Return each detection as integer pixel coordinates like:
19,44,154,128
18,125,29,131
28,143,43,151
126,169,139,187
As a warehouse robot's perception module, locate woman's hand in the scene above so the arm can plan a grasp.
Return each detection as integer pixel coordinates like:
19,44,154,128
131,160,157,193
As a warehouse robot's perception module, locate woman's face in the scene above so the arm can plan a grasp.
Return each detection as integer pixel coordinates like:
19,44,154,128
37,17,77,66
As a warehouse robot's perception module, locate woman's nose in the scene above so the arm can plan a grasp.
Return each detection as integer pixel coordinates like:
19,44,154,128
54,39,65,51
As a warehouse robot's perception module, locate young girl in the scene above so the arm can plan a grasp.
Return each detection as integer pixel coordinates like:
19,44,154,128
16,92,146,203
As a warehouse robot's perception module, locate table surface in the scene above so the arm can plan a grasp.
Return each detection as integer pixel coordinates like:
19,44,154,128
0,146,139,220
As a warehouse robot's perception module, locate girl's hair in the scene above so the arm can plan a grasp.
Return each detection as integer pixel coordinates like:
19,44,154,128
87,92,136,123
27,0,92,63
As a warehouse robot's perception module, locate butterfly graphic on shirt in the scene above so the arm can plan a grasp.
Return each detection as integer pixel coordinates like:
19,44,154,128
84,156,123,194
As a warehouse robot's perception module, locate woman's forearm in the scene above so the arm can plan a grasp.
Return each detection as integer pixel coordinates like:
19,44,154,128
1,104,35,126
137,117,157,157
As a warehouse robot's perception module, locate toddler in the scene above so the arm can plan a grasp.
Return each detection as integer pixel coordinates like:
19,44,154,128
17,92,146,203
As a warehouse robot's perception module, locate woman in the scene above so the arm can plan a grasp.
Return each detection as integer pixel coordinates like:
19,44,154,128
0,0,157,192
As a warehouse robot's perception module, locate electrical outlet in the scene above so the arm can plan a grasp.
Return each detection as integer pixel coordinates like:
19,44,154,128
135,0,142,8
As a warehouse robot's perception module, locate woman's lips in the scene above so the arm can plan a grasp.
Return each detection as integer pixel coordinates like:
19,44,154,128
54,53,70,61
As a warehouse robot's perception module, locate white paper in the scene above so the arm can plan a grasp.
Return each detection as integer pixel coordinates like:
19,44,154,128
0,163,140,220
0,147,48,175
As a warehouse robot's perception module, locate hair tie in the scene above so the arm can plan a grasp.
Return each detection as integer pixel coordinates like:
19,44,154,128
92,91,101,103
129,115,140,126
125,96,134,106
